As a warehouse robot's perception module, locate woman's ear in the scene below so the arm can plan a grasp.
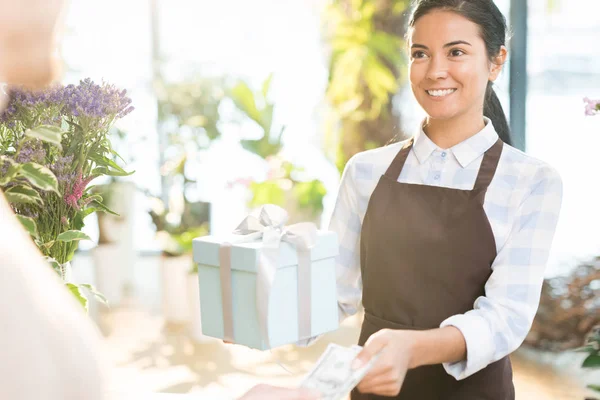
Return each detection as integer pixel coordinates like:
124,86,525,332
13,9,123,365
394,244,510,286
489,45,508,82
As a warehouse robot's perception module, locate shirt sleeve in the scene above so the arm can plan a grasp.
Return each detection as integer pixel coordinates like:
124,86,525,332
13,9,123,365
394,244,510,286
329,156,363,322
440,164,563,380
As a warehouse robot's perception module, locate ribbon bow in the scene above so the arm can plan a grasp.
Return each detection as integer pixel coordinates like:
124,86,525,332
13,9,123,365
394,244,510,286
219,204,318,348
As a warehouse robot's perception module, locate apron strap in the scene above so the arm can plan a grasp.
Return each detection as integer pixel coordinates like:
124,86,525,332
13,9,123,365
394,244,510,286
473,138,504,191
384,138,414,180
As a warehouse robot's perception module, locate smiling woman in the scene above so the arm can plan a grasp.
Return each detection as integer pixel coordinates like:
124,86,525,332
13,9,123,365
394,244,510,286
320,1,564,399
407,0,511,148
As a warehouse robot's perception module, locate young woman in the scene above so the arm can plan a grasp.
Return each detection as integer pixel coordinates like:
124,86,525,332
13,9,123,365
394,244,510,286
329,1,563,399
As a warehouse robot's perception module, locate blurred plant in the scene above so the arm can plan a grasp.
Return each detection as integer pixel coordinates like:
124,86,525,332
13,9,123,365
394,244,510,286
229,73,283,158
579,98,600,398
148,194,210,256
0,78,134,310
94,127,135,245
230,154,327,223
228,75,326,221
148,77,223,255
322,0,411,173
575,325,600,396
156,77,224,143
526,257,600,351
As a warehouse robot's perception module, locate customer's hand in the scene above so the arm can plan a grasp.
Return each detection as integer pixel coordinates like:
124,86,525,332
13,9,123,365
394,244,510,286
239,384,320,400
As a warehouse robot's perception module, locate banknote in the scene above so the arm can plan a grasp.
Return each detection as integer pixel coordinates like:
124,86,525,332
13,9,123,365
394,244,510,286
299,343,380,400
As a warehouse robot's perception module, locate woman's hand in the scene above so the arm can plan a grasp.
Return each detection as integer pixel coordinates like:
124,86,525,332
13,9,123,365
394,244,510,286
352,329,418,397
238,384,321,400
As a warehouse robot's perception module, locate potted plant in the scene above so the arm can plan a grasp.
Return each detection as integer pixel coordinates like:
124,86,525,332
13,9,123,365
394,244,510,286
151,76,223,325
228,75,328,224
0,79,134,310
149,195,210,326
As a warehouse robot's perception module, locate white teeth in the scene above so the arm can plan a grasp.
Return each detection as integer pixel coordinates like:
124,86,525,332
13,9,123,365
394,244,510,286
427,89,456,97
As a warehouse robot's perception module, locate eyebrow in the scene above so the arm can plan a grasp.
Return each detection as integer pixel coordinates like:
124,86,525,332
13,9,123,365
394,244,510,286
411,40,472,50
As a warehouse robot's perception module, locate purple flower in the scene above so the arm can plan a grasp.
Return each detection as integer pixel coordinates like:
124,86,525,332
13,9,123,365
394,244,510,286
1,79,134,125
0,160,9,178
0,85,63,122
584,97,600,116
15,140,46,164
50,155,76,186
62,78,134,120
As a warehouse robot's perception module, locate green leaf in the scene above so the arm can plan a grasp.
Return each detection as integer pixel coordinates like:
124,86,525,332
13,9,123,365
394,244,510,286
4,184,43,205
19,162,59,194
583,354,600,368
66,283,88,312
587,384,600,392
261,103,274,136
56,230,91,243
44,257,61,275
368,31,403,66
248,181,285,208
88,153,133,176
79,283,109,306
90,199,118,216
575,345,596,353
262,73,274,99
293,180,327,214
15,215,39,239
91,165,133,177
0,163,19,186
41,240,55,250
25,125,63,149
230,81,262,125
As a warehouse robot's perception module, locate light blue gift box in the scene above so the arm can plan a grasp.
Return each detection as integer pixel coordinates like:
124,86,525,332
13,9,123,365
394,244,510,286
192,230,339,350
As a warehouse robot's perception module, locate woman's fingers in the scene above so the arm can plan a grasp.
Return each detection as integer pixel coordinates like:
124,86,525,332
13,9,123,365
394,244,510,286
359,382,402,397
352,329,393,369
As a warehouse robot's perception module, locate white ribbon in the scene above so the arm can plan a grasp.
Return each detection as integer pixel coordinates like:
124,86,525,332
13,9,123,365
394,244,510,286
218,204,318,347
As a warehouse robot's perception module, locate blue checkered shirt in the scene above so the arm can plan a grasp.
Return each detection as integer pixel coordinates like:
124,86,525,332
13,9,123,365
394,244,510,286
330,117,563,380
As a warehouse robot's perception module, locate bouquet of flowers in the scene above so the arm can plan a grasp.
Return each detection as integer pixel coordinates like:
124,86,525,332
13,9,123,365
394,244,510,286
0,78,134,309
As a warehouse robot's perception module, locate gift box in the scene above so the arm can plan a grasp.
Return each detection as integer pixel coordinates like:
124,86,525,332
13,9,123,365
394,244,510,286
192,205,340,350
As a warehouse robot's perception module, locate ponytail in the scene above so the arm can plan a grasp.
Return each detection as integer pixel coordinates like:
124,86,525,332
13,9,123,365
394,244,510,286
484,81,512,145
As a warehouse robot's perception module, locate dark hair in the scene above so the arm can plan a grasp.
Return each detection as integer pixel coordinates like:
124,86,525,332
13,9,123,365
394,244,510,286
408,0,512,145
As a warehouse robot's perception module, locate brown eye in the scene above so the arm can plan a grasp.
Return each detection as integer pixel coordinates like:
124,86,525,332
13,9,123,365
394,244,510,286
450,49,465,57
412,51,427,59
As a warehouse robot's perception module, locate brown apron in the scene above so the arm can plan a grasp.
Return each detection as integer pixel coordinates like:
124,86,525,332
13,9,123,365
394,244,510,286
351,138,514,400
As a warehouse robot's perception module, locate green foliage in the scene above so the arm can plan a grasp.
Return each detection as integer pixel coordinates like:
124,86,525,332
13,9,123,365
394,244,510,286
246,157,327,222
149,76,223,256
157,224,209,258
226,75,327,220
229,74,284,159
16,215,39,239
576,325,600,393
322,0,410,173
156,76,225,143
24,125,63,149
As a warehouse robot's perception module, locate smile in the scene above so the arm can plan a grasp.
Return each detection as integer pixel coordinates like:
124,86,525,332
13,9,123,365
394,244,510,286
426,89,457,97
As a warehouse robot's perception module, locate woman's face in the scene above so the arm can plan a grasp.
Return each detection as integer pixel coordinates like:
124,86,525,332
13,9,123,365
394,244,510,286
408,10,505,123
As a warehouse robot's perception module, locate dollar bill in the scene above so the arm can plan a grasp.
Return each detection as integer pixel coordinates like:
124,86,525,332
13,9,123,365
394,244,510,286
299,343,380,400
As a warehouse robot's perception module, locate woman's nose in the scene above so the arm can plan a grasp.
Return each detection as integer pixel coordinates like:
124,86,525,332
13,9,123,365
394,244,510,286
426,56,449,81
